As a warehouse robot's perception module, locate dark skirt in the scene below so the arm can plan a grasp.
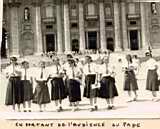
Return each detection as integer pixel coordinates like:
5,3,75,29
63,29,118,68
51,77,67,100
5,76,23,105
124,70,138,91
32,81,50,104
146,69,159,91
67,79,81,102
83,74,99,98
99,76,118,99
21,80,33,101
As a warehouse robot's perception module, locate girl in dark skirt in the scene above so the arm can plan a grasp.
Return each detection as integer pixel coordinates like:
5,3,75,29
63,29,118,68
21,61,33,112
32,61,50,112
99,56,118,109
5,57,23,112
145,52,159,101
123,54,138,102
66,59,82,112
49,57,67,112
83,56,99,112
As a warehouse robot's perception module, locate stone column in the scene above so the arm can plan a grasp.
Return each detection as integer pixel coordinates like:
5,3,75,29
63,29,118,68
99,1,106,51
0,0,3,49
140,2,148,50
10,6,20,56
64,1,71,53
113,0,122,51
34,5,43,55
121,1,129,50
56,2,63,54
79,1,85,53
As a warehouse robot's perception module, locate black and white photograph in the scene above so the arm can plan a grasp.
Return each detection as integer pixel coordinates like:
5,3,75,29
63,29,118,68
0,0,160,129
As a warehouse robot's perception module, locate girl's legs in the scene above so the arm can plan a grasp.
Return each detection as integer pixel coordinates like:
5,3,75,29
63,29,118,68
17,104,21,112
28,100,31,112
152,91,157,101
23,101,27,112
93,97,98,110
133,90,138,101
39,104,42,112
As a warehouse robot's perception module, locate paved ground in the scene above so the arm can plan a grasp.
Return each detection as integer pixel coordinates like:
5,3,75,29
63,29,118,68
0,54,160,120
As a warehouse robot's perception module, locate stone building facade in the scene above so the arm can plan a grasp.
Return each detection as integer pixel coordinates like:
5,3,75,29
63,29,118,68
1,0,160,57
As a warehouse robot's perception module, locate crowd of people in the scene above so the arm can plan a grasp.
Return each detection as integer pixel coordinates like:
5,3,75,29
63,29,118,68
3,51,160,112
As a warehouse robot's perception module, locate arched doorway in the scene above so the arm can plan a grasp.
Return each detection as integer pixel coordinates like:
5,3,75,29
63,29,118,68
1,28,7,58
107,37,114,52
72,39,79,52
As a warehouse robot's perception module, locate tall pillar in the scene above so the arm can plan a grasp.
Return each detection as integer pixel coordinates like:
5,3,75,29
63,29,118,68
56,1,63,54
10,5,20,56
64,1,71,53
33,4,43,55
79,1,85,53
121,1,129,51
0,0,3,49
140,2,148,50
113,0,122,51
99,1,106,51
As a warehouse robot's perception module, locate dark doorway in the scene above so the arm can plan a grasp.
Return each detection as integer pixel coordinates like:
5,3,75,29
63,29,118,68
107,38,114,51
130,30,139,50
88,31,97,50
72,39,79,52
46,34,55,52
1,28,7,58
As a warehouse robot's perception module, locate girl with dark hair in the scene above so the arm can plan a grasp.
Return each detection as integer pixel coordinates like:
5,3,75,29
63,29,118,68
32,61,50,112
21,61,33,112
145,53,159,101
123,54,138,102
5,57,23,112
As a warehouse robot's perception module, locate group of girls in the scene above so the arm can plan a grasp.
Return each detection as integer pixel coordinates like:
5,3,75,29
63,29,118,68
4,52,160,112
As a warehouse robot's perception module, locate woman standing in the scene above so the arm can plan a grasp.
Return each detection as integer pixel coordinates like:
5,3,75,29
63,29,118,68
5,57,23,112
83,56,99,112
99,56,118,109
65,59,82,111
49,57,66,112
123,54,138,102
145,52,159,101
20,61,33,112
32,61,50,112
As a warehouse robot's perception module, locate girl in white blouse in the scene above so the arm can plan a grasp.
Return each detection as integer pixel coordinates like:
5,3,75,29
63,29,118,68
65,58,82,111
5,57,22,112
98,56,118,109
32,61,51,112
145,52,159,101
20,61,33,112
83,56,99,112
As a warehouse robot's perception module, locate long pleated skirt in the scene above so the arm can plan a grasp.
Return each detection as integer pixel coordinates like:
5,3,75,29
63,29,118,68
51,77,67,100
21,80,33,101
146,69,159,91
67,79,81,102
83,74,99,98
5,76,23,105
33,81,50,104
124,70,138,91
99,76,118,99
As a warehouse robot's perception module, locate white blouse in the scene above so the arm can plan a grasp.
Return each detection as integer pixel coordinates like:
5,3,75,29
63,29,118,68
46,65,63,78
97,63,115,77
146,58,158,70
65,66,82,79
5,65,21,77
34,68,49,81
20,68,33,80
83,62,97,75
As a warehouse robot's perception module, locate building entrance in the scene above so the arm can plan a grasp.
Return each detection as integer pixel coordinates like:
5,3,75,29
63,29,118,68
87,31,97,50
46,34,55,52
130,30,139,50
